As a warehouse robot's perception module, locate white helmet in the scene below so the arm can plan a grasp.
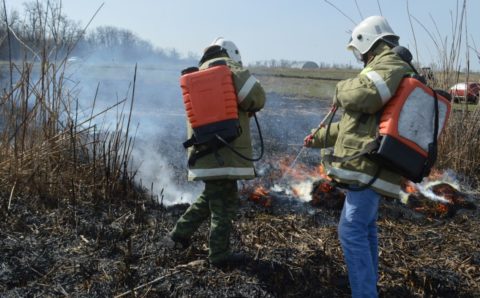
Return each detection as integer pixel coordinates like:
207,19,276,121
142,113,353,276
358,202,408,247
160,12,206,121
211,37,242,65
347,16,399,60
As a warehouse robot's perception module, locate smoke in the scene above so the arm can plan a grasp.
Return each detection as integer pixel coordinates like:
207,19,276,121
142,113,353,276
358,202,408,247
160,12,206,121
0,57,345,208
62,55,335,206
64,56,203,205
131,140,199,205
399,169,463,205
240,94,334,209
271,180,314,202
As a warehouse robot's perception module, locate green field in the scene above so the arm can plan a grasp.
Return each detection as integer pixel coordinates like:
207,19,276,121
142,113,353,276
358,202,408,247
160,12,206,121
251,67,357,100
252,66,480,111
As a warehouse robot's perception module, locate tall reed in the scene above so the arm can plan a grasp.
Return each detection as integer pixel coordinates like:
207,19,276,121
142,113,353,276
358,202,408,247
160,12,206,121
0,1,139,209
408,0,480,187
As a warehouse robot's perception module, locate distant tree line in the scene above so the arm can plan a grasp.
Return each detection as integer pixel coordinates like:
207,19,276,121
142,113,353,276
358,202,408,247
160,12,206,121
1,0,365,69
250,59,358,70
0,0,196,65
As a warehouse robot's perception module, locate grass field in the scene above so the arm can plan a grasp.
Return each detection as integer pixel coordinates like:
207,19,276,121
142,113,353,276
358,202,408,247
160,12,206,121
252,67,357,99
252,66,480,111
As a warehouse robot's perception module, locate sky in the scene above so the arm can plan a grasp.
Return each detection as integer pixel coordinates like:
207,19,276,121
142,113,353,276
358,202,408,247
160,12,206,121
5,0,480,70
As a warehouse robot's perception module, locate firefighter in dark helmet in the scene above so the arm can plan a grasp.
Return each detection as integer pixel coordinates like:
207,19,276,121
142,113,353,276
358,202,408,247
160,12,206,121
161,37,266,268
304,16,412,297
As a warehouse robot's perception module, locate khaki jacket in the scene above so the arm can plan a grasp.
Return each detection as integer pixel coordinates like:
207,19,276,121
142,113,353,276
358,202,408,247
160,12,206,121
187,56,266,181
311,42,412,198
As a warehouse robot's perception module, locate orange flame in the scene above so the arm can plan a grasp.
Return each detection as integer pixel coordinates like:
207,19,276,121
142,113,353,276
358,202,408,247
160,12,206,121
292,187,300,197
249,186,272,207
280,160,331,183
251,186,269,197
403,169,473,218
402,180,418,193
319,181,334,192
316,165,331,181
436,204,449,214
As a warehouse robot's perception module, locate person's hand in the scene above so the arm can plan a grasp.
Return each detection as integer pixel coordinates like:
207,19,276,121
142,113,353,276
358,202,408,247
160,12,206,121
303,134,314,147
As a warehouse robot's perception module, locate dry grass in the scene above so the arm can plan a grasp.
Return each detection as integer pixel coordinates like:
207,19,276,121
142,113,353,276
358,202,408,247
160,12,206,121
413,0,480,188
0,2,140,211
0,62,139,206
437,108,480,187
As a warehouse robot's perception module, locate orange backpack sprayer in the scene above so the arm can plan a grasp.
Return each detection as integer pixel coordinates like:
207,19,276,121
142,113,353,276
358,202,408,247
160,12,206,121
372,77,450,182
180,60,240,146
323,46,451,186
180,60,264,166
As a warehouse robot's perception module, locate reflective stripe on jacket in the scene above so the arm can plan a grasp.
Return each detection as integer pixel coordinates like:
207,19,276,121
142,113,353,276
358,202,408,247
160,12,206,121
187,56,266,181
310,42,412,198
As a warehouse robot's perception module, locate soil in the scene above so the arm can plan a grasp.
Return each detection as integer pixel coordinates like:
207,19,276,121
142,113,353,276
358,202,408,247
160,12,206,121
1,188,479,297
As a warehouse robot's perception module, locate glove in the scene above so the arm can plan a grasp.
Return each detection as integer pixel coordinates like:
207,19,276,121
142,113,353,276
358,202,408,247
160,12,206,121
303,134,314,147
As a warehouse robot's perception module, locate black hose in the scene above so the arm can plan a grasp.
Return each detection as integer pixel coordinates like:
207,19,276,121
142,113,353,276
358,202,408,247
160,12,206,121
215,113,264,162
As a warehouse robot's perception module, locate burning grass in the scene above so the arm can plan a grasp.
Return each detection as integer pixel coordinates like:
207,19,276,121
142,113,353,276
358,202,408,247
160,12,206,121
244,148,477,220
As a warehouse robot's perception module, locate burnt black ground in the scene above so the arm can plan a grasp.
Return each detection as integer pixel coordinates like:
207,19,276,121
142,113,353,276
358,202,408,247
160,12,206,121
1,189,479,297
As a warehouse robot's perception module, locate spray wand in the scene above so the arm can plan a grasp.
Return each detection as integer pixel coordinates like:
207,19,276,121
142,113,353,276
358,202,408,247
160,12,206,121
281,105,337,180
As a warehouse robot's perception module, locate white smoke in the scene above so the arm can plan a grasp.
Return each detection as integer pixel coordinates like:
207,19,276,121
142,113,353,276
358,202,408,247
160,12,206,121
65,59,202,206
271,180,314,202
132,141,200,205
400,169,462,204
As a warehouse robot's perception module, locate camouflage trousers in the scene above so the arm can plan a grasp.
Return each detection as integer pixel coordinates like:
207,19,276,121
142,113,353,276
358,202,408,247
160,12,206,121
170,179,239,263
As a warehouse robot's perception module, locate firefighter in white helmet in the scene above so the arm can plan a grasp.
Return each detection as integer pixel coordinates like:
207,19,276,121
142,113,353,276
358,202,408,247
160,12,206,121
304,16,413,297
161,37,266,268
348,15,400,64
211,37,242,65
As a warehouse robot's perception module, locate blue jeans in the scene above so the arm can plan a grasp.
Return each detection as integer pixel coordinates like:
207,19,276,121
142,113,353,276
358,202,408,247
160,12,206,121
338,188,380,298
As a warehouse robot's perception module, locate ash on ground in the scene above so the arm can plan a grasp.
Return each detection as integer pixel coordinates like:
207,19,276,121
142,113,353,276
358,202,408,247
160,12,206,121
1,185,479,297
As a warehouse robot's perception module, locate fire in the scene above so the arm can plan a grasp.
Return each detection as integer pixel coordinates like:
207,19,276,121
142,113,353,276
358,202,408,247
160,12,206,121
316,165,331,181
310,178,345,209
402,180,418,193
278,158,330,182
400,170,476,218
413,202,449,217
246,154,341,207
436,204,449,214
252,186,268,197
291,187,300,197
318,180,334,192
264,158,334,201
280,164,333,201
245,153,477,218
248,186,272,207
